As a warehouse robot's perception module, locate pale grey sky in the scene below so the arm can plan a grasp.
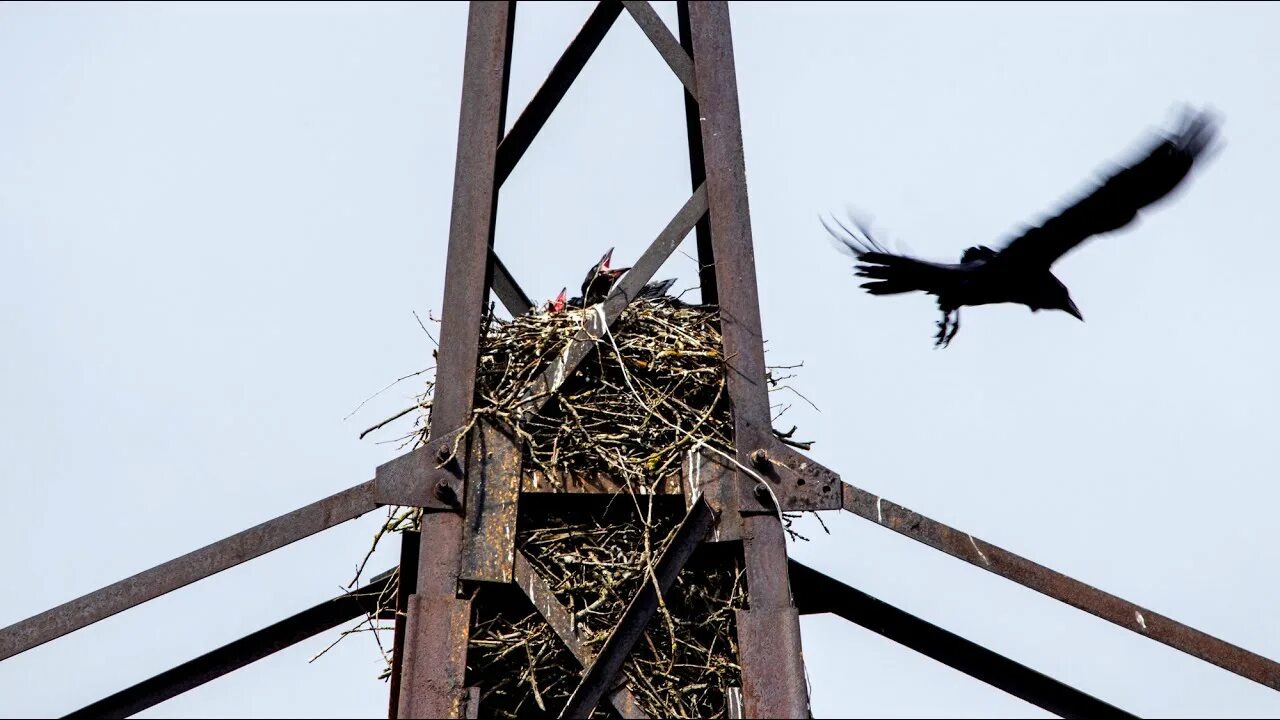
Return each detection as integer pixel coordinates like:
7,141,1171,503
2,2,1278,718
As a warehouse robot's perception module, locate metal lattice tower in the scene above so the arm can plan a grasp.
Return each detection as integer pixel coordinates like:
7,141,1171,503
2,3,1278,718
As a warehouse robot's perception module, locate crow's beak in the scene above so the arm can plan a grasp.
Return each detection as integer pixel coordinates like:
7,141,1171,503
608,266,631,279
600,247,615,270
1064,299,1084,322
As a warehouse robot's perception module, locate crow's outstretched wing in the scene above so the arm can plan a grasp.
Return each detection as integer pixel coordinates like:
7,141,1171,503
996,108,1219,269
822,215,965,297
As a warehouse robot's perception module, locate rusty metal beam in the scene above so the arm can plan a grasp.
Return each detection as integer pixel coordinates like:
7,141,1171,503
387,532,421,720
559,495,717,719
685,2,812,716
494,1,622,189
486,0,624,319
676,0,716,307
840,481,1280,693
622,1,695,94
513,553,650,719
0,479,381,662
460,420,522,583
397,4,515,717
426,0,515,498
375,446,454,511
511,184,707,418
788,561,1136,719
396,526,474,718
64,568,397,719
489,250,535,317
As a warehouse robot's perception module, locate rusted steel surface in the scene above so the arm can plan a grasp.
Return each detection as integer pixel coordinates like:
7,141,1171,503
490,250,534,317
788,561,1135,719
65,568,396,719
387,532,421,720
523,468,681,495
374,446,453,510
0,479,379,662
395,592,473,719
513,553,651,719
735,606,810,720
622,1,695,94
841,483,1280,692
495,1,622,188
751,444,841,513
461,420,523,583
400,505,474,719
740,516,798,615
427,0,514,504
686,3,811,716
681,447,761,542
676,2,716,306
511,185,708,419
687,0,771,462
559,495,717,719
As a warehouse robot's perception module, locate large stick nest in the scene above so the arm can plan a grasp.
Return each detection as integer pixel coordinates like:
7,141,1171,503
349,297,813,718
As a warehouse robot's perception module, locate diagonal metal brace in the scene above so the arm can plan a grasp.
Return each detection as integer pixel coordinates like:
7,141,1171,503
776,446,1280,693
559,494,717,718
64,566,399,719
495,1,623,189
788,560,1135,719
511,184,708,420
622,1,696,94
513,553,650,719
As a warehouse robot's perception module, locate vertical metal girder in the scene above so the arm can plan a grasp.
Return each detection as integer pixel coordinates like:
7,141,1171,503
460,420,522,583
399,3,514,717
685,2,812,716
427,0,514,477
676,1,716,305
387,532,421,720
395,589,473,719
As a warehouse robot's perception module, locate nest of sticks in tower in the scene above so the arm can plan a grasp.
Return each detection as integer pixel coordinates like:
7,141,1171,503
347,296,814,719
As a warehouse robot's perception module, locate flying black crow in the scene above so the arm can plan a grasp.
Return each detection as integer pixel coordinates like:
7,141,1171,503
824,108,1220,347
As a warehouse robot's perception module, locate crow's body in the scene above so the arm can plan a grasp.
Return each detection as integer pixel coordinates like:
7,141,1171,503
559,247,681,310
825,109,1220,347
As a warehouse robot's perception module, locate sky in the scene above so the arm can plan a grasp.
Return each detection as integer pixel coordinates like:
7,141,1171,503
2,1,1279,717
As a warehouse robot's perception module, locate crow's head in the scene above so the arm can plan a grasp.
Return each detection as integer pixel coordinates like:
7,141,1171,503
548,287,567,313
1028,276,1084,321
582,247,631,298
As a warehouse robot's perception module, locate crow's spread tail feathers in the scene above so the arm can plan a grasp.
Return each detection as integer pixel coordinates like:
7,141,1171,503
821,213,959,297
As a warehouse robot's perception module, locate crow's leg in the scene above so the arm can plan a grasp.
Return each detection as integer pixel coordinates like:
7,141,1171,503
934,307,960,348
933,309,951,348
944,308,961,346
